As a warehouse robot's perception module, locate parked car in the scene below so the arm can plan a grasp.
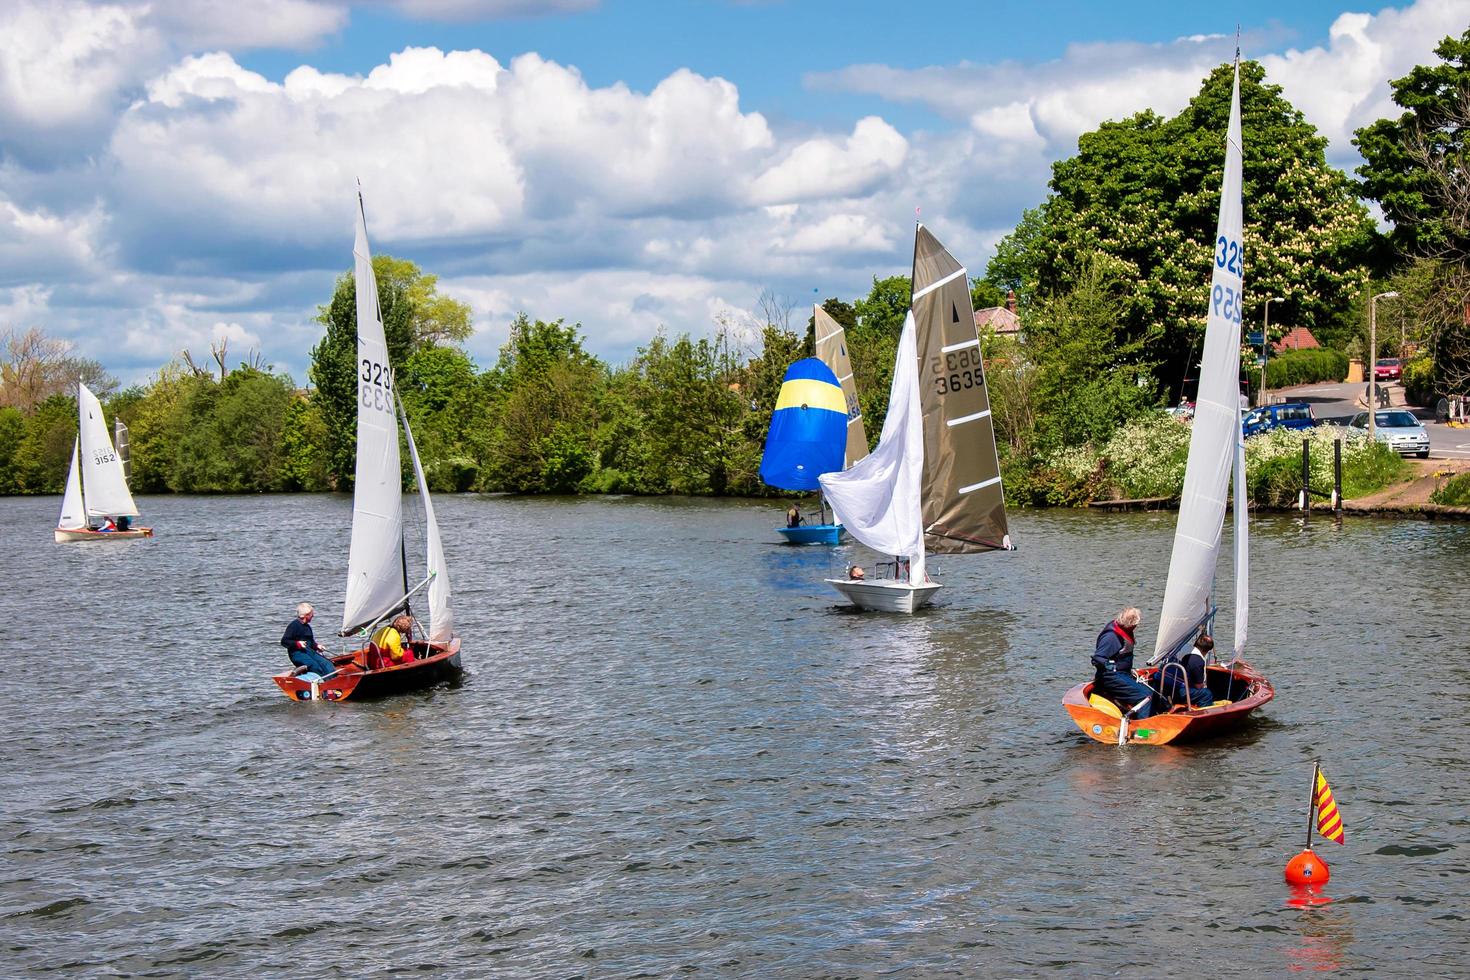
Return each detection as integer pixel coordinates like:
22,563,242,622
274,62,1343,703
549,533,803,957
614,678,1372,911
1374,357,1402,381
1242,402,1316,438
1348,409,1430,458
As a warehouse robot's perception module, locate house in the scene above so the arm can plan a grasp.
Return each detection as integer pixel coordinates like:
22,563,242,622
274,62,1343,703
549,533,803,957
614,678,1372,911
975,289,1021,336
1273,326,1319,352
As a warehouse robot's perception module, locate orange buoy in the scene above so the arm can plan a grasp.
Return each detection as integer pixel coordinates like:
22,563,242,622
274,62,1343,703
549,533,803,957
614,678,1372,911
1284,847,1330,886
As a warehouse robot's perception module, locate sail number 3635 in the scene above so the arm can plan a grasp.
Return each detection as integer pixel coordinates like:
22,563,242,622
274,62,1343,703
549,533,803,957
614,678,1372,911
930,347,984,396
360,358,393,411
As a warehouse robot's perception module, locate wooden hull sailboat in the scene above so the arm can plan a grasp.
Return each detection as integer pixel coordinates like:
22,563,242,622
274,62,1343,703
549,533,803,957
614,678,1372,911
272,637,462,702
820,226,1013,612
55,384,151,543
1063,662,1274,745
273,186,462,702
1064,58,1271,744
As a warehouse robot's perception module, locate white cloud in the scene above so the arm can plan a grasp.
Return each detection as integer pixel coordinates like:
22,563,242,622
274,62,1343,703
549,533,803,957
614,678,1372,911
750,116,907,205
373,0,599,18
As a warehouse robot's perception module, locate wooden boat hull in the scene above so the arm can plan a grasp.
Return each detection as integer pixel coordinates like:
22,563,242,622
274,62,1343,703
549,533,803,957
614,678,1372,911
777,524,844,545
825,577,942,613
54,527,154,543
1063,662,1274,746
272,636,462,702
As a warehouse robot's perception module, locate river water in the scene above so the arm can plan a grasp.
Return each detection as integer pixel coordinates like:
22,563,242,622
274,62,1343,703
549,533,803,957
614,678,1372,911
4,493,1467,976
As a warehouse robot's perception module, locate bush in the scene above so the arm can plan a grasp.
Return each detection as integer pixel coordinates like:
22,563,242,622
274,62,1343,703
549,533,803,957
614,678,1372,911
1243,425,1405,505
1402,356,1435,407
1431,472,1470,506
1264,347,1348,388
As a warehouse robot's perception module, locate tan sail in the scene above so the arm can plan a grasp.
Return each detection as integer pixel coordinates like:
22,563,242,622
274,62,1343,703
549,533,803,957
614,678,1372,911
911,224,1009,554
812,305,868,467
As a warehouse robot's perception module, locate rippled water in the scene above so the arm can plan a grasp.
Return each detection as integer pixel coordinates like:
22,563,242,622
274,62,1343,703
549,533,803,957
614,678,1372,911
4,493,1468,976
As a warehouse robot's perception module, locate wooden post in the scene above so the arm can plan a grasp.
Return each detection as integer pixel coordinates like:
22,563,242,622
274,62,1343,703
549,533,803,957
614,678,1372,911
1300,439,1310,512
1333,439,1342,512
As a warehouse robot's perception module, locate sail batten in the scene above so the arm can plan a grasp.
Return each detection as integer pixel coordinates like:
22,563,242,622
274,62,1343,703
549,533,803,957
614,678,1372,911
1155,60,1246,659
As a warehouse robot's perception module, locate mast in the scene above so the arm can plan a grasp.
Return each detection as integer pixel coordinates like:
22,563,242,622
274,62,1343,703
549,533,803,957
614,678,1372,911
1154,58,1244,660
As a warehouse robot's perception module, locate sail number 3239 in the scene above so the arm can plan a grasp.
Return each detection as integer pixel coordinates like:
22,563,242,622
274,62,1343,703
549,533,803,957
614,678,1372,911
360,358,393,411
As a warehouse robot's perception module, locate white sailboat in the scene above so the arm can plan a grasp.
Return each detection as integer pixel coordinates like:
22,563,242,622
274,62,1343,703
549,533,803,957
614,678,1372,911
1063,58,1273,744
54,382,152,543
272,187,461,702
819,224,1013,612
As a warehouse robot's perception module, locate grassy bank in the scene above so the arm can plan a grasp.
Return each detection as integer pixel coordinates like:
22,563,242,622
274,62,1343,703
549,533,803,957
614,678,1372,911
1005,413,1409,508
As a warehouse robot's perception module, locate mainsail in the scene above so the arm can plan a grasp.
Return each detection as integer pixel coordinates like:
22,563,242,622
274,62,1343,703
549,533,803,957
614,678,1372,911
759,358,848,490
819,310,926,582
911,226,1009,554
57,441,86,530
399,395,454,644
1155,60,1245,660
76,382,139,518
341,190,408,637
813,306,868,467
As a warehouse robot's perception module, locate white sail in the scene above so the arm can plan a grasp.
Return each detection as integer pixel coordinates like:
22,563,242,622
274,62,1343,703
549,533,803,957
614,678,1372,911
1155,61,1245,659
819,310,926,584
77,382,139,518
341,190,407,637
399,396,454,644
57,440,86,530
1233,406,1248,659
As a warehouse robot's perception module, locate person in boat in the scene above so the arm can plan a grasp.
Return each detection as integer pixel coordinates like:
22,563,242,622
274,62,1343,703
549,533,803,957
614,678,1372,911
282,602,336,678
1160,633,1215,709
369,614,417,666
848,564,866,581
786,504,803,528
96,517,117,532
1091,607,1162,719
116,515,131,531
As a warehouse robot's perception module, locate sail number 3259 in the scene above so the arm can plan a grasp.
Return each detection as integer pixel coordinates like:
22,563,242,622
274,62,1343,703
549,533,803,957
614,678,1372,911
360,358,393,411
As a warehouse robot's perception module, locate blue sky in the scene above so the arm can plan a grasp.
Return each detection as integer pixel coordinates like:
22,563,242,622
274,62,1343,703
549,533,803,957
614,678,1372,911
0,0,1464,386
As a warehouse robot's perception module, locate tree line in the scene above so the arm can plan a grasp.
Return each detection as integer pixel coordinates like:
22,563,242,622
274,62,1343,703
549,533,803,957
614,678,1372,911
0,35,1463,502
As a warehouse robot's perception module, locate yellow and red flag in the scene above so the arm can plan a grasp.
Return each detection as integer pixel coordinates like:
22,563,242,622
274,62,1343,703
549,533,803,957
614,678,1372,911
1315,769,1345,844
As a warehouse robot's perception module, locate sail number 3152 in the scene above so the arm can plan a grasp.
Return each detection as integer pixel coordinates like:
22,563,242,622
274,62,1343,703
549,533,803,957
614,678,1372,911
360,358,393,411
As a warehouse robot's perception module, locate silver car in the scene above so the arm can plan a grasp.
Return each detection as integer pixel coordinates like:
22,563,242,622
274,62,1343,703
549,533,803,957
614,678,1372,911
1348,410,1430,458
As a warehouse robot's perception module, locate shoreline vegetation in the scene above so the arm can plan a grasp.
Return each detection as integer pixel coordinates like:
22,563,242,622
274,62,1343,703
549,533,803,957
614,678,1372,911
3,37,1466,515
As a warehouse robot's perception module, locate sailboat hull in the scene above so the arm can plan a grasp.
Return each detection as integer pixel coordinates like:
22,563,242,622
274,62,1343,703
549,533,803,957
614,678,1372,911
777,524,844,545
1063,662,1274,746
54,527,154,543
825,578,942,613
272,636,463,702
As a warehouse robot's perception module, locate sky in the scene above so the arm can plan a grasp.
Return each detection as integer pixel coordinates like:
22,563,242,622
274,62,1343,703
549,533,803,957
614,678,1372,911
1,0,1466,386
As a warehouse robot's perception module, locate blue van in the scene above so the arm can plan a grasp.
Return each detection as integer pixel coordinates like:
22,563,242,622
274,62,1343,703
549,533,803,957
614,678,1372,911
1242,402,1316,438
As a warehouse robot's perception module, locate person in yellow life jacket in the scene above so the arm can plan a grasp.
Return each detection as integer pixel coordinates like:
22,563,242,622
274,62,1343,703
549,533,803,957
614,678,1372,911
370,614,417,665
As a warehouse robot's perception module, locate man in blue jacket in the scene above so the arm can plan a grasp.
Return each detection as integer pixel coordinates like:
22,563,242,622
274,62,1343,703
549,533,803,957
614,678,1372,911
1092,607,1161,719
281,602,336,678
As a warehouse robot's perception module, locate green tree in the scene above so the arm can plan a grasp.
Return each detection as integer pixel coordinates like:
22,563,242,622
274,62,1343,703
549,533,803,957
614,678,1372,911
171,367,297,492
990,61,1374,392
280,396,334,492
848,275,912,448
1354,27,1470,260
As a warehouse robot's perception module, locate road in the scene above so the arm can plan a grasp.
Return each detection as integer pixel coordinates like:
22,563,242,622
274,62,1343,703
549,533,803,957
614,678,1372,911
1271,380,1470,459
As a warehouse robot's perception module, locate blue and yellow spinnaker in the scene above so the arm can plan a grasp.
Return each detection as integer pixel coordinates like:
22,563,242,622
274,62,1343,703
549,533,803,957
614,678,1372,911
759,358,848,491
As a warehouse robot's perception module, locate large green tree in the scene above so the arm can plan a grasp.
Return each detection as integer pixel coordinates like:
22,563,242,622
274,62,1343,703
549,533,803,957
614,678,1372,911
1354,27,1470,260
988,61,1375,391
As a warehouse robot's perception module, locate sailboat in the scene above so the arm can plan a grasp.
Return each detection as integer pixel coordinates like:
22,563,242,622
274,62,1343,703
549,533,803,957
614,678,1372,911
762,356,849,544
1063,59,1273,745
54,382,152,542
819,224,1013,612
272,189,462,702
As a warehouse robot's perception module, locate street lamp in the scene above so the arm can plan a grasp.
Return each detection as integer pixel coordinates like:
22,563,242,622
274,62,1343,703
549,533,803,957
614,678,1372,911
1262,296,1285,406
1369,291,1399,443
